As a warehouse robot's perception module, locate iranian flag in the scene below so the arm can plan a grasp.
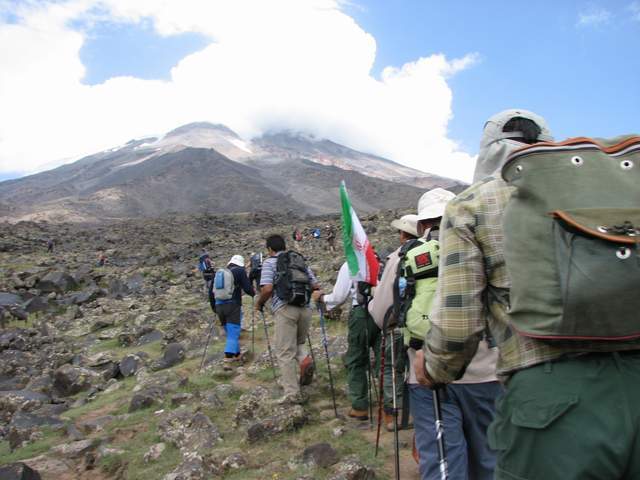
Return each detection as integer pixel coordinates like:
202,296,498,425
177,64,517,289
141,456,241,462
340,181,379,286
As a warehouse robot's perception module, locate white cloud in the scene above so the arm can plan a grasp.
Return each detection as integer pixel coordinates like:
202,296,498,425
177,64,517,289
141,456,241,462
577,6,613,27
0,0,478,182
629,2,640,21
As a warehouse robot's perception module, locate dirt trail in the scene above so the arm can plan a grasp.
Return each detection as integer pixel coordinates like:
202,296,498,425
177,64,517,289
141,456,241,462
361,426,421,480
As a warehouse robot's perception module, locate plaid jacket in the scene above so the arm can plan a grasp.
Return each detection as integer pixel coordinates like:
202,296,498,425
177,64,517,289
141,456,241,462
424,177,640,383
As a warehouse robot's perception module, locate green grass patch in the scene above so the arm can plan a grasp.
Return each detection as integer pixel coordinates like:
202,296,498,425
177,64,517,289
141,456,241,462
61,377,137,421
0,428,65,464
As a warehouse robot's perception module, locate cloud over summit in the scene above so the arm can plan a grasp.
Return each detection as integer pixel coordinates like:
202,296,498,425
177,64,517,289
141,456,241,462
0,0,478,181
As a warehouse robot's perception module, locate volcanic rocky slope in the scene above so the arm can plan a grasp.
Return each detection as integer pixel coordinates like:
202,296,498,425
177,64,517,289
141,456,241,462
0,122,465,223
0,211,417,479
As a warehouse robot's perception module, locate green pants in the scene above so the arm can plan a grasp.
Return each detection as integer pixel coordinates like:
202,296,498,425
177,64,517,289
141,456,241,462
489,351,640,480
383,329,405,413
345,306,380,411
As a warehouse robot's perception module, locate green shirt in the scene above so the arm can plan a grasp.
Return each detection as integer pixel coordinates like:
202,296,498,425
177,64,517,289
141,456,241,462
425,177,640,383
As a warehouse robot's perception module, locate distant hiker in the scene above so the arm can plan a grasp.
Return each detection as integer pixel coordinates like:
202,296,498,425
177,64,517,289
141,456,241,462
255,234,318,403
312,228,321,239
313,260,380,421
368,214,420,431
326,224,336,252
248,251,263,295
46,238,54,253
97,252,107,267
416,111,553,480
198,251,215,284
214,254,255,368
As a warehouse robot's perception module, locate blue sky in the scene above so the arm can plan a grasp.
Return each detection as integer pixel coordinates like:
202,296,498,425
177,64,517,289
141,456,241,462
346,0,640,151
1,0,638,182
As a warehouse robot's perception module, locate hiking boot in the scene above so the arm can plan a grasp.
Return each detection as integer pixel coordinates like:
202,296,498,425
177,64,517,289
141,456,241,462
348,408,369,421
299,356,314,386
384,411,396,432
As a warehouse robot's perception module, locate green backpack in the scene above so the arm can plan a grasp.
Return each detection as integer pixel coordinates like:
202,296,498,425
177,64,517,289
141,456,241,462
393,238,440,345
501,135,640,341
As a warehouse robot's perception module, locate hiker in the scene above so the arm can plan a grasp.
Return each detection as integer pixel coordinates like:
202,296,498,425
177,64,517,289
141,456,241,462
254,234,318,403
46,238,54,253
214,254,255,368
198,251,215,284
312,259,381,421
312,228,321,240
248,251,263,295
97,252,107,267
368,214,420,431
416,110,553,480
326,224,336,252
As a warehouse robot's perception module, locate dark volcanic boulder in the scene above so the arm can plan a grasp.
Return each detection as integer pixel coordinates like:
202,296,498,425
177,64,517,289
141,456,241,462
302,442,339,468
119,354,141,377
0,292,22,307
36,272,78,294
53,365,100,396
0,463,42,480
22,297,49,314
153,343,185,370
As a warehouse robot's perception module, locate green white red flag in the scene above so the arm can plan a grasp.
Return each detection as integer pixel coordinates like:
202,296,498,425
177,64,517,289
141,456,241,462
339,181,379,286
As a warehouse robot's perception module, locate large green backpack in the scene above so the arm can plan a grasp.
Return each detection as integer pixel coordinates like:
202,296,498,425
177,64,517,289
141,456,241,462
501,136,640,340
393,238,440,344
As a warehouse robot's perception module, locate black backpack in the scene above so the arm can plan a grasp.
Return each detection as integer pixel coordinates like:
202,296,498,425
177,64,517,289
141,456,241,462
250,253,263,272
274,251,311,307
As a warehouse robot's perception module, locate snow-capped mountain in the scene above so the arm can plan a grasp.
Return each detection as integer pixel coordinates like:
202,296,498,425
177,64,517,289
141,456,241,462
0,123,465,223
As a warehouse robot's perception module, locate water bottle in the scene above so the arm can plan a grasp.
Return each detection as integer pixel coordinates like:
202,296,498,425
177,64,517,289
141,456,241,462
398,276,407,298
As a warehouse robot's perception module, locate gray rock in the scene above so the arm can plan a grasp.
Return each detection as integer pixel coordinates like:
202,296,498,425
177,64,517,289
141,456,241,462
22,297,49,314
138,329,163,345
78,415,114,434
143,442,166,463
129,386,166,412
0,462,42,480
8,412,65,450
221,452,247,471
328,456,376,480
302,442,339,468
154,342,185,370
246,404,308,443
171,393,194,407
0,292,22,307
158,409,221,454
50,439,97,459
0,390,50,421
53,364,100,396
119,354,141,377
36,272,78,294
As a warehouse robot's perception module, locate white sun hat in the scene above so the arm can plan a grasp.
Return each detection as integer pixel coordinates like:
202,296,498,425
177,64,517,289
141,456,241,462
390,214,419,237
416,188,456,221
228,254,245,267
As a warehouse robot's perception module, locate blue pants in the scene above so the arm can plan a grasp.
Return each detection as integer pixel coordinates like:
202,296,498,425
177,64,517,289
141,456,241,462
224,322,241,355
409,382,501,480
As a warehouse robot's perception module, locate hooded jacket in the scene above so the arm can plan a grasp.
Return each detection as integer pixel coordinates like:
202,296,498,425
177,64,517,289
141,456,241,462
473,109,553,182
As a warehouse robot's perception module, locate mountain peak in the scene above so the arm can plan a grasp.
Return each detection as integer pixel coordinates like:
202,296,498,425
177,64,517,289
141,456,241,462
165,122,238,138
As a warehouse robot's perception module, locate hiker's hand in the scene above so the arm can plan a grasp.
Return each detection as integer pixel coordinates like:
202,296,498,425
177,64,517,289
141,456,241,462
254,302,263,313
311,290,323,303
414,350,433,388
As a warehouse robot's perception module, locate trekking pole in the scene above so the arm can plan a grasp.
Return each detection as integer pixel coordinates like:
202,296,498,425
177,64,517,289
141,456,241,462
364,325,374,429
251,297,256,355
307,333,317,369
260,310,278,382
374,329,387,457
318,303,339,419
433,385,449,480
199,315,218,371
389,329,401,480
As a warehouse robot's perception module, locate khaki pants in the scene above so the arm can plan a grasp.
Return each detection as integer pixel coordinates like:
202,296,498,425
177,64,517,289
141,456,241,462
273,304,311,397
